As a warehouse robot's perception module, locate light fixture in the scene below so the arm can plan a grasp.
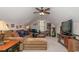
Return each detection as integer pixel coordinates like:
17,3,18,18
0,20,9,45
39,12,45,15
26,25,29,29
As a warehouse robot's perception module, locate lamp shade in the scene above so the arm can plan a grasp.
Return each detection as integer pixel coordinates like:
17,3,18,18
0,20,9,31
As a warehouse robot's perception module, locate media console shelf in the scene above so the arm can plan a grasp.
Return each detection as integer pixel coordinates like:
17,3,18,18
58,34,77,52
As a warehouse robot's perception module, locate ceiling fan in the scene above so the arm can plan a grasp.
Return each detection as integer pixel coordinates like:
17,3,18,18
33,7,50,15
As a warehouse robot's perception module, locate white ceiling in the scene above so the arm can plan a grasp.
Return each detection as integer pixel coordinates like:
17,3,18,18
0,7,55,25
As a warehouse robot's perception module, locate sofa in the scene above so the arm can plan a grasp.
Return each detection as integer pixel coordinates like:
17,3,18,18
16,30,29,37
4,30,24,51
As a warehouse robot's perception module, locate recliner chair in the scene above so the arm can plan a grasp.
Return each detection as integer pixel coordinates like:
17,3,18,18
31,29,38,37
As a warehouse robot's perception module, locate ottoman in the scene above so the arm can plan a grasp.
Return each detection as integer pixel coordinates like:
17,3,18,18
23,38,47,50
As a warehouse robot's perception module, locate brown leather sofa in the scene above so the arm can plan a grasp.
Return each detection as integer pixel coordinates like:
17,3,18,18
4,30,24,51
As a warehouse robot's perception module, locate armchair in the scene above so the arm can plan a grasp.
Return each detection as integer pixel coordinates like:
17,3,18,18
31,29,38,37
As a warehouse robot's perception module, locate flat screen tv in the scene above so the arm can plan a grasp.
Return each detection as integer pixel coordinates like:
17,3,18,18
61,19,72,35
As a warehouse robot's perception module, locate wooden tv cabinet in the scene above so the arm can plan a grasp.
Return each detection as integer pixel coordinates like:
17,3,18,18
58,34,76,52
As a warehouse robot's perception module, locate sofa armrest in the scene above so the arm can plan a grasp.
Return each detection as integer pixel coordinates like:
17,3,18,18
4,37,24,42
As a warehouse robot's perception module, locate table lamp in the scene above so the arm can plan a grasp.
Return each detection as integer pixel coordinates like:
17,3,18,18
0,20,9,45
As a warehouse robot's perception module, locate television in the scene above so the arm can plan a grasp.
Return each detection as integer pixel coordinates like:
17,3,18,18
61,19,73,36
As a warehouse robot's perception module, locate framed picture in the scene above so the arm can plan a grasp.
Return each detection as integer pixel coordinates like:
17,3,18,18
11,24,15,28
16,25,19,29
19,25,22,28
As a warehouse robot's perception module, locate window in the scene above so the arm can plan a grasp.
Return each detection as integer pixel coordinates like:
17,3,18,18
39,20,45,32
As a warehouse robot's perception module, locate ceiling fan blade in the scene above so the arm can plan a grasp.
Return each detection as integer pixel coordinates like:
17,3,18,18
41,7,43,10
44,12,50,14
34,7,50,15
45,8,50,11
35,8,41,11
41,7,44,12
33,12,39,13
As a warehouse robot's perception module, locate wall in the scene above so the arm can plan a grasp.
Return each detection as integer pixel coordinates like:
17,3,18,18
0,7,38,30
30,20,47,32
29,18,56,32
50,7,79,35
0,7,36,24
30,20,39,32
29,14,55,32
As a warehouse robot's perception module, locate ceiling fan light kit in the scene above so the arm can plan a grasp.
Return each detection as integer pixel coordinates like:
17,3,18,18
39,12,45,15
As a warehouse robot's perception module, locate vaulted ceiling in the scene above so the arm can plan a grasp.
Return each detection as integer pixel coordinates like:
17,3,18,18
1,7,79,28
0,7,55,25
0,7,35,24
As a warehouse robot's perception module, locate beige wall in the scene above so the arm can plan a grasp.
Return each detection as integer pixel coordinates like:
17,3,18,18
50,7,79,35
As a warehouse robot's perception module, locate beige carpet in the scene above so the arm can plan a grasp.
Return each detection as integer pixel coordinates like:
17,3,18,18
23,36,67,52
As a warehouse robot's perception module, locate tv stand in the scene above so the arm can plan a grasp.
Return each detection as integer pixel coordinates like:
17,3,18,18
58,34,74,52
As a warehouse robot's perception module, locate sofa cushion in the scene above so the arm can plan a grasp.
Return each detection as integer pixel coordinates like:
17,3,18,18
5,31,19,37
16,30,29,37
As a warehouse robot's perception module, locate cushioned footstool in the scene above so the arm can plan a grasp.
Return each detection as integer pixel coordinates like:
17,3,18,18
23,38,47,50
